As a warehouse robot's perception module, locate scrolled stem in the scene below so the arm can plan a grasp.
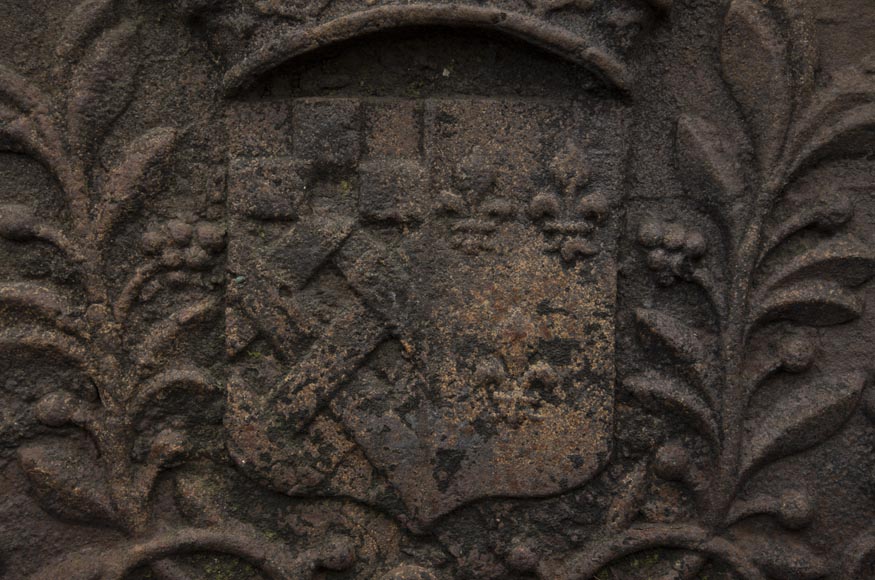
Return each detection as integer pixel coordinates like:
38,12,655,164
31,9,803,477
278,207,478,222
538,524,765,580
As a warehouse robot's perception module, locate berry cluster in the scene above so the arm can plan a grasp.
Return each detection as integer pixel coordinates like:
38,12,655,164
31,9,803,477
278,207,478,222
637,219,707,286
777,333,816,373
141,216,225,271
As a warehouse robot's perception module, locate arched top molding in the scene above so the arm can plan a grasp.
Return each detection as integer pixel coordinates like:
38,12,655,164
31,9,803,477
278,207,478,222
223,4,632,95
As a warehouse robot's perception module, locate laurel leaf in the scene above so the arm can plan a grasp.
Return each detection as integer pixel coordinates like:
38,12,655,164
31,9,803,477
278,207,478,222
56,0,117,62
0,326,88,367
792,102,875,175
635,308,715,392
635,309,710,364
624,374,719,443
787,56,875,178
740,371,866,483
105,127,177,199
753,280,864,327
761,237,875,292
18,438,115,525
0,282,70,320
130,366,220,417
128,368,222,471
0,63,46,113
67,21,140,156
721,0,792,168
97,127,178,240
0,116,40,158
134,297,220,372
676,114,745,203
0,115,71,188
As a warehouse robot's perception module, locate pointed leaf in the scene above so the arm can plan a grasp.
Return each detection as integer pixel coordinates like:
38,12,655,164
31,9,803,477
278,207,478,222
792,103,875,176
676,114,745,201
762,237,875,292
96,127,178,240
721,0,792,167
134,297,221,372
0,114,68,184
726,489,815,529
0,105,68,193
0,282,70,319
761,194,856,261
67,21,140,155
635,309,711,364
0,116,43,157
18,438,115,525
56,0,118,61
0,326,115,404
0,63,63,167
753,280,864,327
130,366,220,417
625,374,719,443
741,371,866,482
0,63,46,113
635,308,714,395
787,56,875,177
0,326,88,368
105,127,177,202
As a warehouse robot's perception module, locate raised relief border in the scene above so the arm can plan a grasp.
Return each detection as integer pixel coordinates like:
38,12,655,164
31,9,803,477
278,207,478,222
0,0,873,579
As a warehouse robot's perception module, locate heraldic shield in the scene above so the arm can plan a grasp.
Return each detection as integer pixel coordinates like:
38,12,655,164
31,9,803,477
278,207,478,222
224,23,629,529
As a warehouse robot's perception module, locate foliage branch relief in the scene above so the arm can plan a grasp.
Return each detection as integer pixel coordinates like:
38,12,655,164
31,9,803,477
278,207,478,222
543,0,875,578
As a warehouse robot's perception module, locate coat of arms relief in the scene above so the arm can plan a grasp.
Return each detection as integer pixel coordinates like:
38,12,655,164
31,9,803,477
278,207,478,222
0,0,874,579
224,69,626,527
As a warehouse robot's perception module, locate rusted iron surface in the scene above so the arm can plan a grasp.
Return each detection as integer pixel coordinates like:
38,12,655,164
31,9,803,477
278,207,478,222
0,0,874,578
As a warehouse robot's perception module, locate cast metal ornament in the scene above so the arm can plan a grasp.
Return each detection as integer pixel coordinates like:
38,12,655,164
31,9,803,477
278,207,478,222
0,0,873,578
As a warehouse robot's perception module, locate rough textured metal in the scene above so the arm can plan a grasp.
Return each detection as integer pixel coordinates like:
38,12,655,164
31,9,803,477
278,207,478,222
0,0,874,579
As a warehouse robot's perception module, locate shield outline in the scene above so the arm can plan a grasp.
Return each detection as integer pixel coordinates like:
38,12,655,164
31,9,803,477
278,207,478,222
223,13,630,528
